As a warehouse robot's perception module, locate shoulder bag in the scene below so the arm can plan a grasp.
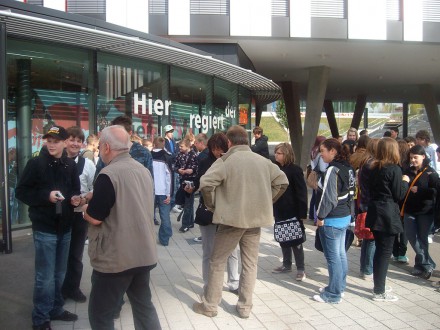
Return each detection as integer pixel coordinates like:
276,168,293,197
274,217,305,244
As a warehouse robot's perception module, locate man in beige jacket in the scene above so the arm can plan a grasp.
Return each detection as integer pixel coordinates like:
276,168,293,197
193,125,288,319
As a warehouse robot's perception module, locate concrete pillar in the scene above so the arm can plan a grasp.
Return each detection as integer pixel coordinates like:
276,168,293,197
402,102,409,138
323,99,339,138
419,84,440,144
351,94,367,130
300,66,330,169
279,81,302,163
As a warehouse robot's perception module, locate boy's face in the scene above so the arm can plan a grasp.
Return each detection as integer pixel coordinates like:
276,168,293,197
65,136,83,157
46,137,66,158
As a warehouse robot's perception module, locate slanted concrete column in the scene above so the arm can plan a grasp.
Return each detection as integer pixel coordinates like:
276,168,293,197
255,103,263,126
323,99,339,138
301,66,330,169
351,94,367,130
402,102,409,138
279,81,302,163
419,84,440,144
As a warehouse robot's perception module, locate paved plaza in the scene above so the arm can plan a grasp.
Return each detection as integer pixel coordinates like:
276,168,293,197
2,202,440,330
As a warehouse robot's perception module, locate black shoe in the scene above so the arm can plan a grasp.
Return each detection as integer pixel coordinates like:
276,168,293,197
179,227,189,233
65,290,87,303
154,219,160,225
422,270,433,280
50,310,78,322
33,321,52,330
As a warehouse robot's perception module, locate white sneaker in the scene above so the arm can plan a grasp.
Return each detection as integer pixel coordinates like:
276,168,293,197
428,235,433,244
296,272,306,281
193,236,202,242
84,239,89,245
172,205,182,213
372,292,398,302
318,287,345,298
313,294,340,304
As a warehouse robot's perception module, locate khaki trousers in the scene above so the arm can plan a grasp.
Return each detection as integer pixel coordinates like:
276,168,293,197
202,225,261,315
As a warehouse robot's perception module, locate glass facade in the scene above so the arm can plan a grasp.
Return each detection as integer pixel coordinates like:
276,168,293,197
4,38,251,228
6,39,91,227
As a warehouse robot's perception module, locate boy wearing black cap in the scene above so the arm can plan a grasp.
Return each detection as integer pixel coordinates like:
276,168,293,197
16,125,82,330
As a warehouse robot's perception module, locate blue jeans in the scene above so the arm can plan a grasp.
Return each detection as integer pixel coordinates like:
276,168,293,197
156,195,172,246
32,230,71,326
181,192,195,229
318,226,347,303
360,239,375,275
404,213,436,272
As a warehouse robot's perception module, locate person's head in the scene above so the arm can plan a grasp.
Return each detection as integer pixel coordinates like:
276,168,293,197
356,134,370,150
366,138,380,159
372,137,400,169
207,133,229,159
342,139,355,155
65,126,85,157
409,144,430,170
194,133,208,152
415,129,431,147
274,142,295,166
346,127,358,141
337,135,343,143
43,125,68,158
86,134,99,152
130,134,142,143
98,125,130,165
404,136,417,148
185,131,195,145
153,136,165,150
111,115,133,134
359,129,368,136
163,124,174,139
390,127,399,139
311,135,326,159
142,139,153,151
383,131,391,138
253,126,263,139
320,138,349,163
178,138,191,153
226,125,248,147
397,139,410,166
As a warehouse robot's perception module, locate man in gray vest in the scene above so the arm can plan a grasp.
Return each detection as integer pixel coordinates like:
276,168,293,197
83,125,161,329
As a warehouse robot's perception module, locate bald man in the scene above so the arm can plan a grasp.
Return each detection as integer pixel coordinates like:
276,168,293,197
83,125,161,329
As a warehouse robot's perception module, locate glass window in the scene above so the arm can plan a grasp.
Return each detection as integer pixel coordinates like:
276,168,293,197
213,78,238,131
97,53,167,140
170,67,212,138
7,38,90,227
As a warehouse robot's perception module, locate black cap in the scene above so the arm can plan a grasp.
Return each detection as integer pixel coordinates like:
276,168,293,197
43,125,68,140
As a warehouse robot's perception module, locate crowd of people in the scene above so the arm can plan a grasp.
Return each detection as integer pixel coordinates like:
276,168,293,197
15,119,440,328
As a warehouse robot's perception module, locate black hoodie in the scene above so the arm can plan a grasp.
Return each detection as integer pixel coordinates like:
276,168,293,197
16,146,80,234
251,135,269,158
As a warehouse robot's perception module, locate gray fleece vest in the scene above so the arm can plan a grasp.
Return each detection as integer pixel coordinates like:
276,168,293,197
88,153,157,273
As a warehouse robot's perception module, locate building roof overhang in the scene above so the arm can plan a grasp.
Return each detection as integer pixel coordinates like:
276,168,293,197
0,10,281,104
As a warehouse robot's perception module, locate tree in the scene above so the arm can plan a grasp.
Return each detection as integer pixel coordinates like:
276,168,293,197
275,100,288,129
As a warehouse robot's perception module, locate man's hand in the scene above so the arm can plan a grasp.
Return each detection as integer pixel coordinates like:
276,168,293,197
71,195,81,207
50,191,64,203
163,196,171,205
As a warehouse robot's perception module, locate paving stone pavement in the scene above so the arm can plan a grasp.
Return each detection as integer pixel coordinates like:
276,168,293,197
3,204,440,330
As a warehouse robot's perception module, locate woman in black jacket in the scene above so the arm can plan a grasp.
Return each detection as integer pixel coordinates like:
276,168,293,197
272,143,308,281
366,138,409,302
403,145,439,279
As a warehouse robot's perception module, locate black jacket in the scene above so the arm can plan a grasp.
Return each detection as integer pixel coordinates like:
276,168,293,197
403,165,438,215
15,147,80,234
251,135,269,159
366,164,408,234
273,163,308,221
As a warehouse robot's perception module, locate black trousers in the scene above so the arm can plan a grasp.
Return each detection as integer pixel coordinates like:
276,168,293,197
62,212,87,294
373,231,395,294
89,265,161,330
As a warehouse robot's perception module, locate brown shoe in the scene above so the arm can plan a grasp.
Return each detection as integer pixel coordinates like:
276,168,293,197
192,302,218,317
236,305,250,319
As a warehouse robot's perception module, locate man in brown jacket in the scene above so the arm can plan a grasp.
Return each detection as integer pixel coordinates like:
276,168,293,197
193,125,288,319
83,125,160,329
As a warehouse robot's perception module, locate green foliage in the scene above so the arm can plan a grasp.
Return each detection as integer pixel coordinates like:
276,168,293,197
275,100,288,129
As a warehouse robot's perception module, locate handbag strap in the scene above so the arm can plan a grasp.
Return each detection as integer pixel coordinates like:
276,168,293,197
400,167,428,216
